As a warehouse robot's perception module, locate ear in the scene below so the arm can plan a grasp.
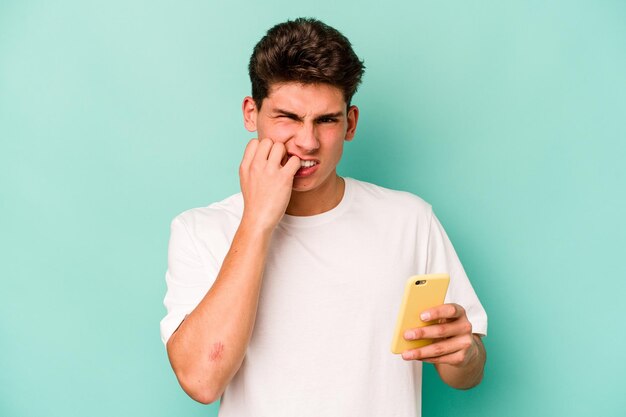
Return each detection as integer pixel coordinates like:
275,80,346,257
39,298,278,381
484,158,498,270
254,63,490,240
344,105,360,141
242,96,258,132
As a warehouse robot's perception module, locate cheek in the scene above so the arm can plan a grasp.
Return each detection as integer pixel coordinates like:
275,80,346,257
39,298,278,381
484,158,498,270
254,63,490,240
321,126,347,150
258,122,296,143
321,124,348,141
322,138,345,162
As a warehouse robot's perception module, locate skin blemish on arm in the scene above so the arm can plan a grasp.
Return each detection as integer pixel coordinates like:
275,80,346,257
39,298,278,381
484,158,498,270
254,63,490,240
208,342,225,362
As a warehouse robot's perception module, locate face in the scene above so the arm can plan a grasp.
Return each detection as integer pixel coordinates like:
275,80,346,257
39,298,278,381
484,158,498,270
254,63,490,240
242,82,359,194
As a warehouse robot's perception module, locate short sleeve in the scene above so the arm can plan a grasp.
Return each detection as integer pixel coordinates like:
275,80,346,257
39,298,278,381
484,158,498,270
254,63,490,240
426,212,488,336
159,215,218,345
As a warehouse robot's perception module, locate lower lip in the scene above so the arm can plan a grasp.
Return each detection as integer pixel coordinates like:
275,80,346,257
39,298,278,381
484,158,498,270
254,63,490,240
295,163,319,178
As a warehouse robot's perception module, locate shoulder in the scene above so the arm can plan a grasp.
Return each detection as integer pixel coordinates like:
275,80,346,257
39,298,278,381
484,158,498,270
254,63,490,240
171,192,243,236
346,177,433,217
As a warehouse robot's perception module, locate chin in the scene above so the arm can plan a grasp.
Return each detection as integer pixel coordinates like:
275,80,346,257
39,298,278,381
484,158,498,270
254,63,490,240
291,184,314,193
291,178,317,193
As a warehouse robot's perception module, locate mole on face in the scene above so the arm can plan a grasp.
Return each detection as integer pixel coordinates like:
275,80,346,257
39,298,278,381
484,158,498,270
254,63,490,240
209,342,225,362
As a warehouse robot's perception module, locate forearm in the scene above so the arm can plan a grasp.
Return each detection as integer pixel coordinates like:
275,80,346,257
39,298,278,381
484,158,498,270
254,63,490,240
166,219,272,403
435,334,486,390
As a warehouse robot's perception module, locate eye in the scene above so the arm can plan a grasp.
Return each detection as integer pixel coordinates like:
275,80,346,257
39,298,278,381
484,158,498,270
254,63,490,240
277,114,298,121
318,117,337,124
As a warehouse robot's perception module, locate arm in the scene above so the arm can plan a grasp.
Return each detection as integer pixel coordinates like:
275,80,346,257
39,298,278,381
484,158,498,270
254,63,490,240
166,139,300,404
401,303,486,390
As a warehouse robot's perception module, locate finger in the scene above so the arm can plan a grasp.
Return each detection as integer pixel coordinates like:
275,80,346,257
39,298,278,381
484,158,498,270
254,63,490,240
240,139,259,172
421,350,466,366
420,336,476,366
402,334,472,361
250,138,273,164
420,303,465,322
282,155,301,176
404,318,472,341
268,142,286,166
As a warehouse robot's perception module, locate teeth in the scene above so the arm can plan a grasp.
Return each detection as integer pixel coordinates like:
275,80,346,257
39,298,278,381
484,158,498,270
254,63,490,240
300,160,317,168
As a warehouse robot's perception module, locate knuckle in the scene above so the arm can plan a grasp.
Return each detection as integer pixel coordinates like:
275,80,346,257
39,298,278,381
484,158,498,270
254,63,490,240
249,162,261,174
432,307,444,320
433,326,446,339
462,321,473,334
461,335,473,350
239,165,252,178
432,344,445,357
447,304,458,317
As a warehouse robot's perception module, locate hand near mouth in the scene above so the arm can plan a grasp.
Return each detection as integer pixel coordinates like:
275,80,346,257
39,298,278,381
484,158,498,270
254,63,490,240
239,138,301,231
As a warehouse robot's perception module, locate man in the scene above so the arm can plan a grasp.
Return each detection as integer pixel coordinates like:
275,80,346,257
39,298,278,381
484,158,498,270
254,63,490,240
161,17,487,416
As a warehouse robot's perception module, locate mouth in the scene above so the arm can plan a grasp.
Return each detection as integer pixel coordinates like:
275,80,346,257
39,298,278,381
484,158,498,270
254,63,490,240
299,159,318,168
294,157,319,177
282,153,319,167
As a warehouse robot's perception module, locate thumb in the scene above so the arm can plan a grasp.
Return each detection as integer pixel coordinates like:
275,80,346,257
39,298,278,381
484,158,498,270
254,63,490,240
283,155,301,176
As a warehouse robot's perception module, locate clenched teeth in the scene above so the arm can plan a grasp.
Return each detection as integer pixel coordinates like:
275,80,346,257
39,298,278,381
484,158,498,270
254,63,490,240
300,160,317,168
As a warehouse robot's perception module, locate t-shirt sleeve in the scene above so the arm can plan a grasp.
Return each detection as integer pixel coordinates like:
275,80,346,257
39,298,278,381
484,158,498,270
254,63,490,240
425,211,488,336
159,215,218,345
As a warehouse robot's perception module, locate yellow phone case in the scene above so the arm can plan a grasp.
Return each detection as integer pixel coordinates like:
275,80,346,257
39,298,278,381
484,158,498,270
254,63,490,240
391,274,450,354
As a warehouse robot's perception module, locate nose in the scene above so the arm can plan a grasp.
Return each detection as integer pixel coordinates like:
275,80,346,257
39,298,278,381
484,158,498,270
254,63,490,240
292,122,320,153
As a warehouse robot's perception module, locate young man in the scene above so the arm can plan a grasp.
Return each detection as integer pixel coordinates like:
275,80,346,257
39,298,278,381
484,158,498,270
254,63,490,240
161,18,487,416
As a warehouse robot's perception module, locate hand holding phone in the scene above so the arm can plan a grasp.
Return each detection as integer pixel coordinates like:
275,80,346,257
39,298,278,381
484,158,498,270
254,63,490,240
390,274,450,354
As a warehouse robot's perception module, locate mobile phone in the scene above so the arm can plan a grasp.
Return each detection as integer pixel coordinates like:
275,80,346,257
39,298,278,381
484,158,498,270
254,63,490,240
390,273,450,354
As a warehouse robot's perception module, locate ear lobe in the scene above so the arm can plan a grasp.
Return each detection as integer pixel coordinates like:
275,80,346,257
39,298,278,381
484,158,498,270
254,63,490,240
242,97,258,132
344,105,360,141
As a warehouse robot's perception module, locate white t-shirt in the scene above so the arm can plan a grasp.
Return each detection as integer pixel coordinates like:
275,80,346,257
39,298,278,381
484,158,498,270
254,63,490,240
161,177,487,417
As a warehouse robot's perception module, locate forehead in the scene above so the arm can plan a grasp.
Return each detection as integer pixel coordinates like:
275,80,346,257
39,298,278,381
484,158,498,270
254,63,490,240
263,82,347,114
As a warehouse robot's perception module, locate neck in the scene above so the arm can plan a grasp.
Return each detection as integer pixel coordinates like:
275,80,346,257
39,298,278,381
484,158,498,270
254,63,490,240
286,175,345,216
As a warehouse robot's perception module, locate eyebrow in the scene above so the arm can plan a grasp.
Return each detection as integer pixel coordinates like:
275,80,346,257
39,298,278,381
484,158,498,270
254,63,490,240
273,109,344,121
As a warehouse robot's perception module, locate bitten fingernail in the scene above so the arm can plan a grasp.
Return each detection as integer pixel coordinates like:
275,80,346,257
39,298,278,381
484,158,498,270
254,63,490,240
420,312,431,321
404,330,415,340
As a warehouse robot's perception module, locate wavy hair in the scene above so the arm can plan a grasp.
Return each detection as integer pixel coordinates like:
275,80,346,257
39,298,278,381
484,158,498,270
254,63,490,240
248,18,365,108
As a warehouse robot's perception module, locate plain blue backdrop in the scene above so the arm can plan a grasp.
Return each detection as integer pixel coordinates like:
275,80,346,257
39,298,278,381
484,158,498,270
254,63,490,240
1,1,625,416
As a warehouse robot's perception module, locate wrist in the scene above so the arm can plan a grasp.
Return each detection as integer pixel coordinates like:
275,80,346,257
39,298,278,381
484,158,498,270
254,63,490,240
239,213,278,238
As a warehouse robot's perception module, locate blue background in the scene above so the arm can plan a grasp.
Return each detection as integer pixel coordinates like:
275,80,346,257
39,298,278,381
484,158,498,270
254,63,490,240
1,1,625,415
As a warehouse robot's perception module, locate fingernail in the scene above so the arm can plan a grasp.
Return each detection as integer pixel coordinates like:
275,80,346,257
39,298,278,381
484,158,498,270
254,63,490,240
420,312,431,321
402,352,413,360
404,330,415,340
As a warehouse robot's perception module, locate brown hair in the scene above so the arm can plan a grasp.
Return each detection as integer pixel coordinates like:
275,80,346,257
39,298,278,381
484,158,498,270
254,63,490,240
248,18,365,108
